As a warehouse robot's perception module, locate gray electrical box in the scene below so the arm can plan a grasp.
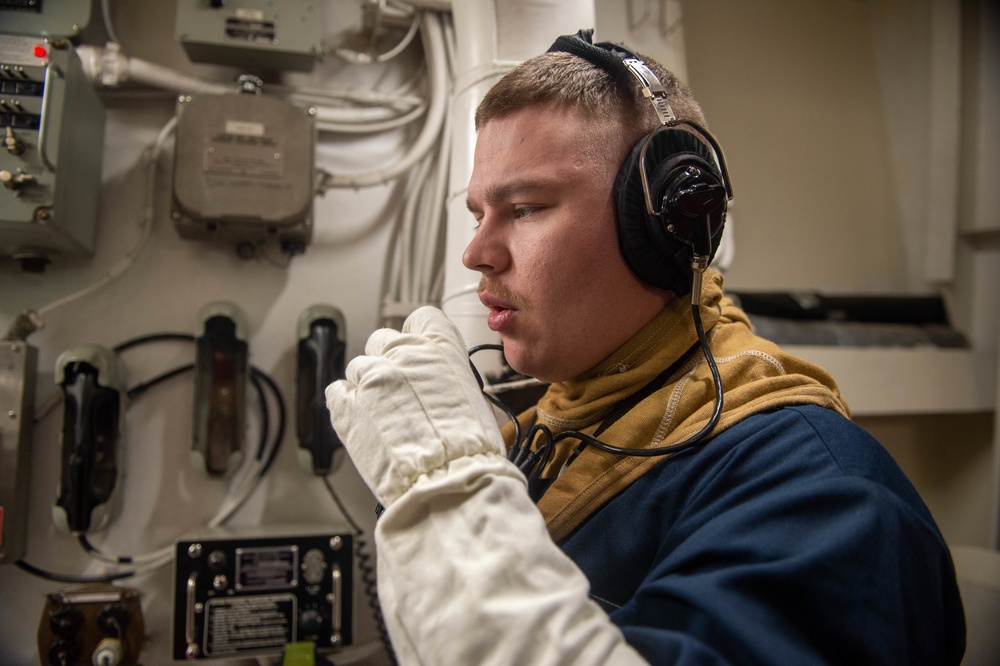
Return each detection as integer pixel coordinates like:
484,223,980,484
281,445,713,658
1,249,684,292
172,91,316,255
0,34,105,271
176,0,325,73
0,339,36,564
0,0,91,40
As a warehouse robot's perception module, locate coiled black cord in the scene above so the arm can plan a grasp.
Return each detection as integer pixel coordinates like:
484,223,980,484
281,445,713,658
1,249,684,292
322,475,397,666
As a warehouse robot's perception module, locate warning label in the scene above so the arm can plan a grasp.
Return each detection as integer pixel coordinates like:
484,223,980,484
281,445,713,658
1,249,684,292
204,594,295,656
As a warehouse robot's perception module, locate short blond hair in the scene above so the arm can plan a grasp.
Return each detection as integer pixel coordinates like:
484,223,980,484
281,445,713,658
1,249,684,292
475,49,708,167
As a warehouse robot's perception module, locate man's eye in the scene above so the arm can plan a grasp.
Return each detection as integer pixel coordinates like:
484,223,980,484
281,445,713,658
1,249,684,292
514,206,537,218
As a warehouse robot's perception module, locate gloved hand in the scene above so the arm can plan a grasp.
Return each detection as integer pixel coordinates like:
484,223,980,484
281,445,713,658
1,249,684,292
325,306,506,507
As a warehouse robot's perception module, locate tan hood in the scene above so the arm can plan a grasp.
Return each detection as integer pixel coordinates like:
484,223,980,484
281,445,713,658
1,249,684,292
503,270,850,542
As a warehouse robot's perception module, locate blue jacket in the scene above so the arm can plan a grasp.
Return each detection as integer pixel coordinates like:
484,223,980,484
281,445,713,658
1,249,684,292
561,405,966,665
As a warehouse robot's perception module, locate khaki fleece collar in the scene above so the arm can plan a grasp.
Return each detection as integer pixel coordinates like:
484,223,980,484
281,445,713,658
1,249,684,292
503,270,851,542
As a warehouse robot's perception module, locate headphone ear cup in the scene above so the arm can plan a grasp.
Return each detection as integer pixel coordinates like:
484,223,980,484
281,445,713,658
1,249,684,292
614,129,726,295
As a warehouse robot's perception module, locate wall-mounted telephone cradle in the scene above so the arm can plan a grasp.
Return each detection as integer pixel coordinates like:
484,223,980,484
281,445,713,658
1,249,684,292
52,346,124,536
172,525,354,661
192,302,248,478
296,305,346,475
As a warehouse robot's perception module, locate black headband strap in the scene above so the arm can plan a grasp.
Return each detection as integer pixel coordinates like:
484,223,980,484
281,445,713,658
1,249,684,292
547,29,675,125
547,29,636,83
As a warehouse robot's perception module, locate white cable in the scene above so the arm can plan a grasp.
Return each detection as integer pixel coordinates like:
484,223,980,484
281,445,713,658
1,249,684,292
442,10,458,81
83,413,278,571
36,115,176,320
380,156,435,325
101,0,122,47
335,8,421,64
315,102,427,134
377,9,456,323
416,112,451,302
284,84,424,110
76,44,232,95
125,56,232,95
320,11,449,188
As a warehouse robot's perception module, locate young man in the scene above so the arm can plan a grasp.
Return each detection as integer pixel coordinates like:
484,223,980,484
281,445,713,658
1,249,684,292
326,31,965,665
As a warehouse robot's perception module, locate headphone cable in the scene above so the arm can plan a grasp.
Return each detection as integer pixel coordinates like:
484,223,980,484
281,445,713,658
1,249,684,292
477,302,723,480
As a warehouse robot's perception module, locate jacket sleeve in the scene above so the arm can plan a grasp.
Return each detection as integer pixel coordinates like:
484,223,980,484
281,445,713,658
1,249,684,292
373,452,650,666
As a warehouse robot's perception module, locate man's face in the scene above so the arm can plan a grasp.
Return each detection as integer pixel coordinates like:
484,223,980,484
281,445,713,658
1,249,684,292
463,104,670,383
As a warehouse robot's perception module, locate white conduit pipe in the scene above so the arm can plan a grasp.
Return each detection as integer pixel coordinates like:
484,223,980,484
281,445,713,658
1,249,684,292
313,102,427,134
124,56,233,95
441,0,596,376
76,43,232,95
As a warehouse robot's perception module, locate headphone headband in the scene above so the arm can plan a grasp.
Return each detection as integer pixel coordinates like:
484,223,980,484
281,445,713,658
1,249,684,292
547,29,636,82
548,29,677,125
547,29,733,298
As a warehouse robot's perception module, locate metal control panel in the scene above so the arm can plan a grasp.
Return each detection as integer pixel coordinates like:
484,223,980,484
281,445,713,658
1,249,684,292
173,526,353,661
0,0,92,41
0,33,105,271
175,0,324,73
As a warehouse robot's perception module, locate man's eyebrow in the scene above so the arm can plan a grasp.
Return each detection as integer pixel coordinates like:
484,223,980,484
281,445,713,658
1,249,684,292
466,179,547,212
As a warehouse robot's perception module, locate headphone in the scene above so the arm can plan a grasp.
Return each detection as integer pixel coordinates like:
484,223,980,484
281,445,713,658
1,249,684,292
548,29,733,300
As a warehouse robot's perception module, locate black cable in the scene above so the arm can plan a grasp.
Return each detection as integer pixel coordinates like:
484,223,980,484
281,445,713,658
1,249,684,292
486,303,724,485
249,370,271,462
321,476,397,666
126,363,193,400
467,344,521,445
112,332,195,354
250,366,286,476
78,535,132,564
114,331,286,472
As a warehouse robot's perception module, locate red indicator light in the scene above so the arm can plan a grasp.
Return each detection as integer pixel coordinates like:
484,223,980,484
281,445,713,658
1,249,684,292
33,45,47,58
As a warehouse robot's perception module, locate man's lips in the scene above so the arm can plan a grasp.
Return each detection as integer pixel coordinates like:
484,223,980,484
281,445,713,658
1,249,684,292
478,292,518,332
478,292,516,311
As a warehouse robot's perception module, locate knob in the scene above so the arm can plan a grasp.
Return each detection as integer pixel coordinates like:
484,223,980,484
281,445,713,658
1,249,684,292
299,608,323,635
47,639,80,666
48,607,83,638
97,604,131,635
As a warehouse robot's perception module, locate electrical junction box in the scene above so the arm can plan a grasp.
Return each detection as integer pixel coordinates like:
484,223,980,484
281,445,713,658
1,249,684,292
36,584,145,666
0,339,36,564
172,91,316,255
176,0,325,73
0,0,92,41
0,33,105,271
172,525,354,661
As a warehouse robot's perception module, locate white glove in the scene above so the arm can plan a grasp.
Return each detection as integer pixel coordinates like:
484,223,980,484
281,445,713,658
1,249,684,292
325,306,506,507
326,307,648,666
